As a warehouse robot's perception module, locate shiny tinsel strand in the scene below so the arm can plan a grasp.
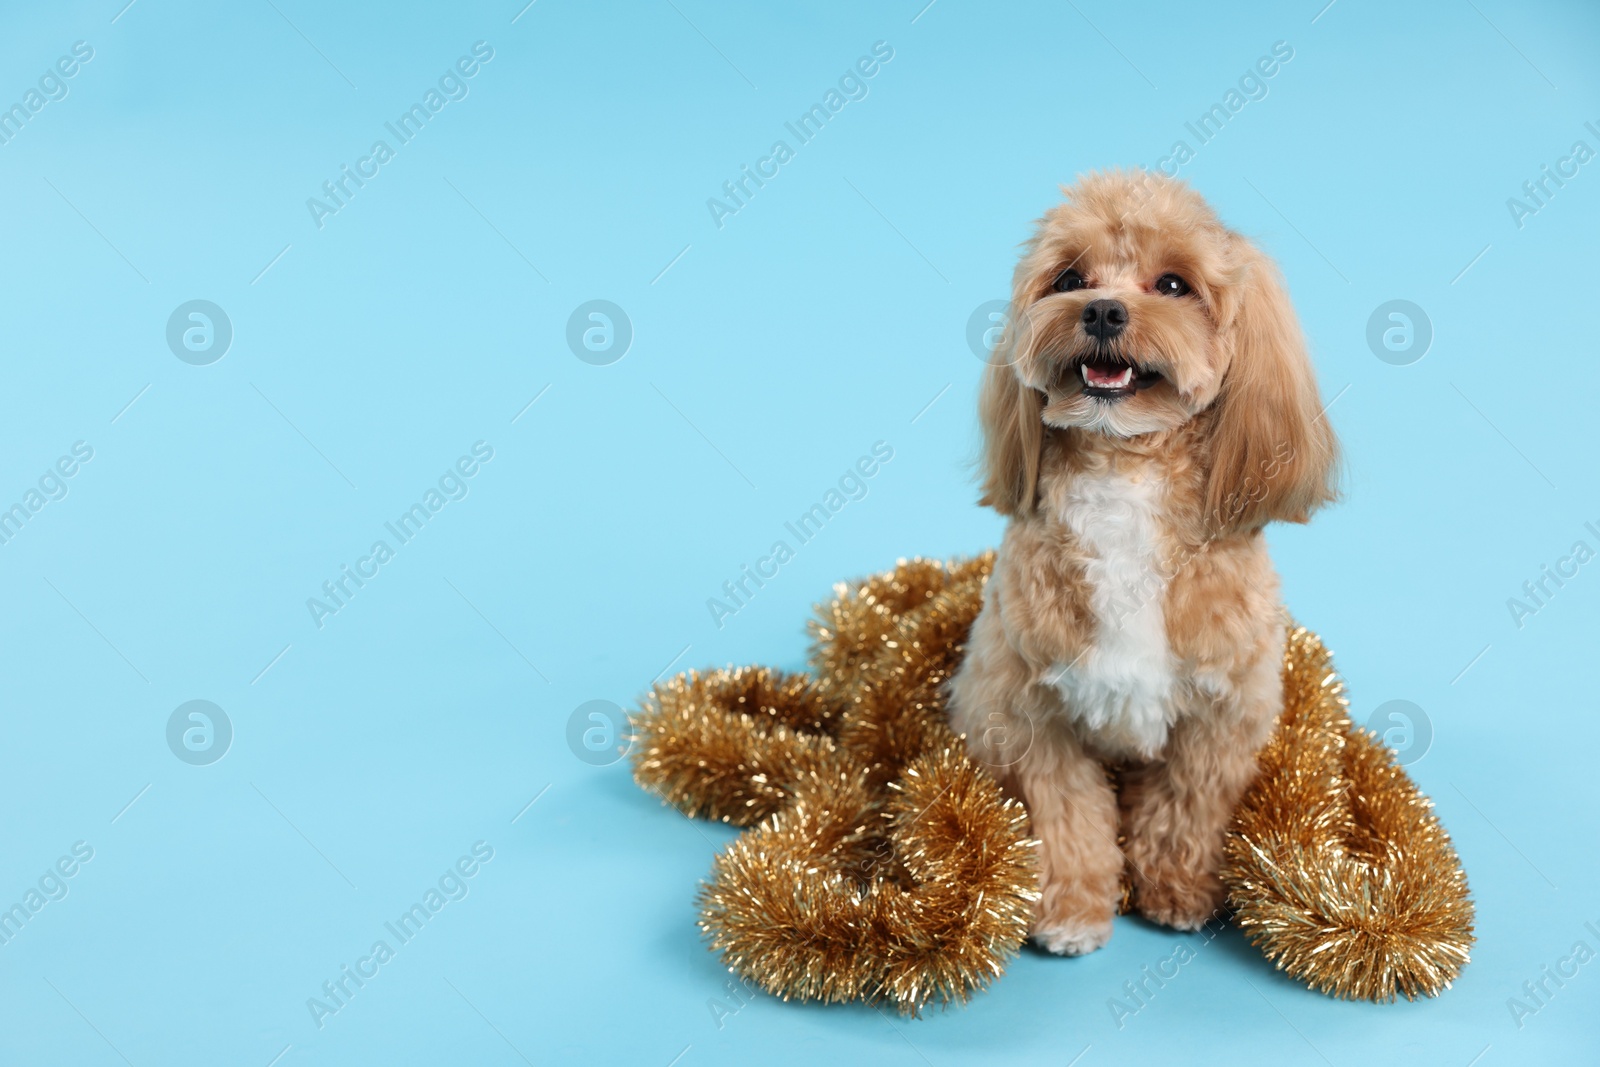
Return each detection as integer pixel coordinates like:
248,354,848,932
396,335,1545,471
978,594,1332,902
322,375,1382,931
633,559,1473,1011
1222,626,1475,1000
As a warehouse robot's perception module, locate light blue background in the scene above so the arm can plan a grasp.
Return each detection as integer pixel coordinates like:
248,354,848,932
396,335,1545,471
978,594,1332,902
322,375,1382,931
1,1,1596,1063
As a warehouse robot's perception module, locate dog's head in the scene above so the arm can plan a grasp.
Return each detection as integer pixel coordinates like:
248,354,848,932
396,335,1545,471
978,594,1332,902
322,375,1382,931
978,169,1338,534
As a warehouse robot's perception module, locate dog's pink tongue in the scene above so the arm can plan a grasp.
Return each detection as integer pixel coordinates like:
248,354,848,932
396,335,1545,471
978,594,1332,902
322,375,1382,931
1085,364,1129,386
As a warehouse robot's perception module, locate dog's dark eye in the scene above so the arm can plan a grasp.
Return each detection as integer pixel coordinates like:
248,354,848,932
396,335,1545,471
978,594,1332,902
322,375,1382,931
1154,273,1190,297
1052,268,1087,293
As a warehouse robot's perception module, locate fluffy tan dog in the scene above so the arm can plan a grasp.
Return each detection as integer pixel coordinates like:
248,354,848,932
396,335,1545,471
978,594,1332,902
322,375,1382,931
948,170,1339,955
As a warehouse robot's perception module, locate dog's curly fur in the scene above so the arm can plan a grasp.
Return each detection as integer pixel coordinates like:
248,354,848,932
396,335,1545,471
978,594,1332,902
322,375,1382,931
948,170,1339,954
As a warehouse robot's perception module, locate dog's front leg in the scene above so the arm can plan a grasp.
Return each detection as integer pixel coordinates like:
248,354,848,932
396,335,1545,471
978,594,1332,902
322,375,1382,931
950,607,1123,955
1119,653,1281,930
1010,718,1125,955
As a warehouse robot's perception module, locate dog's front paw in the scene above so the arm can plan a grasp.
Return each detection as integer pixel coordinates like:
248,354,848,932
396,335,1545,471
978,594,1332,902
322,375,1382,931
1133,869,1226,932
1031,916,1114,956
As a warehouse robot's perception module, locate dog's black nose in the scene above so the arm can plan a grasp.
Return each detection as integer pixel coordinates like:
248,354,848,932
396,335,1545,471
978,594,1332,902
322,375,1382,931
1081,299,1127,341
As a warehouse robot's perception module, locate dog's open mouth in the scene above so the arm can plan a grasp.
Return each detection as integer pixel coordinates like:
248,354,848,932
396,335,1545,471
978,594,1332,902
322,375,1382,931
1072,357,1163,400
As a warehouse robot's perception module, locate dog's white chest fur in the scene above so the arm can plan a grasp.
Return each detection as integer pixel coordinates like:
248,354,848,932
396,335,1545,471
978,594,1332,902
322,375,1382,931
1046,469,1177,758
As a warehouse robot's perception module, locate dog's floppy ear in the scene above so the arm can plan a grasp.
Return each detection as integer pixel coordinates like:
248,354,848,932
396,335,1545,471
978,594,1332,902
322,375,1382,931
976,355,1045,517
1204,240,1339,535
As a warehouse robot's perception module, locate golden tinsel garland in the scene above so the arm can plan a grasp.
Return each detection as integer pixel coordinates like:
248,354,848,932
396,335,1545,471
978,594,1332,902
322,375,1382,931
631,554,1473,1013
1222,624,1476,1000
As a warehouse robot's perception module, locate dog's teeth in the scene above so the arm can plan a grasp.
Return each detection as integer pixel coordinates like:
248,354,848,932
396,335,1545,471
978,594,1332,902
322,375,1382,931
1081,364,1133,388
